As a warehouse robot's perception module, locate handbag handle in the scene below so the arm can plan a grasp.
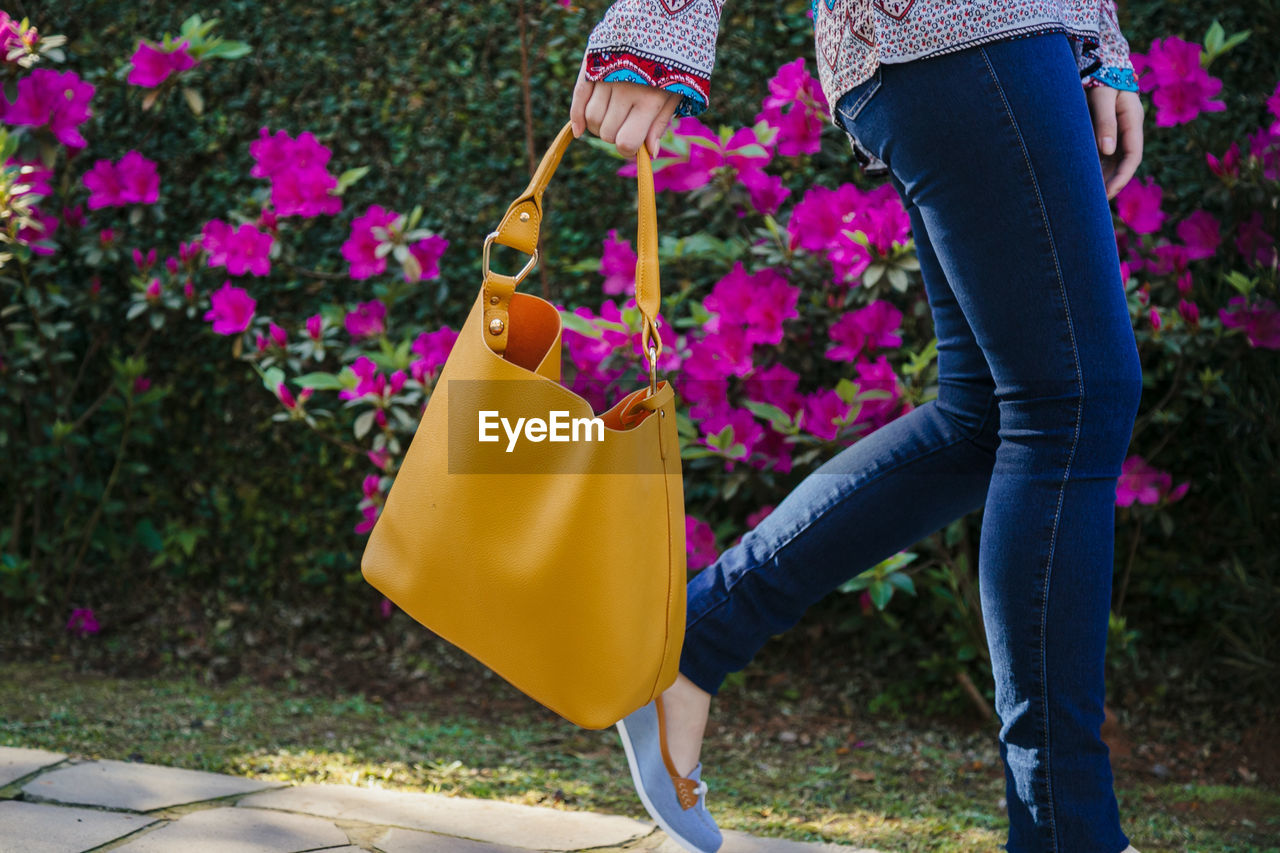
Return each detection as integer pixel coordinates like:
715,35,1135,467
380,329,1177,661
481,119,663,370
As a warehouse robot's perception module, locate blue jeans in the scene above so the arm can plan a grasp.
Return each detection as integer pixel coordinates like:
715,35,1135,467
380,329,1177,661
678,32,1142,853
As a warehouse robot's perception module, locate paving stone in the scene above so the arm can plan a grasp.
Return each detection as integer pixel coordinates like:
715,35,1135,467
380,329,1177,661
0,799,156,853
238,784,652,851
374,826,531,853
656,829,883,853
111,805,351,852
21,758,279,811
0,746,67,788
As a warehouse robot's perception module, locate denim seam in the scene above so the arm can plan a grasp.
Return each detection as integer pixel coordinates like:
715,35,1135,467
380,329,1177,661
836,67,882,125
684,430,974,633
980,45,1087,853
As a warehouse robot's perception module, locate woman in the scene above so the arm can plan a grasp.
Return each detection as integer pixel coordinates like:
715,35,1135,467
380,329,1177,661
569,2,1146,851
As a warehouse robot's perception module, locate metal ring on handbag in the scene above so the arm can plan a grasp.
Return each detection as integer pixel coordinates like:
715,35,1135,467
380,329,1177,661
482,230,539,285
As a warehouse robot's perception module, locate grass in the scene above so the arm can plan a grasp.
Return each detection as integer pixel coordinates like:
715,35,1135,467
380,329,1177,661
1,659,1277,851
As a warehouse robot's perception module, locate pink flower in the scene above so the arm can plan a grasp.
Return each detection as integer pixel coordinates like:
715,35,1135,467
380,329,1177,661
342,205,399,279
600,228,637,296
1177,298,1200,326
1115,454,1190,507
2,68,96,148
1219,296,1280,349
743,362,805,415
406,234,449,281
703,262,799,346
1206,141,1241,179
788,182,910,286
1247,126,1280,182
685,515,718,571
755,57,828,157
410,326,459,382
1115,176,1165,234
1234,210,1276,268
268,323,288,348
145,278,162,301
117,151,161,203
1149,306,1161,330
802,389,852,442
1131,38,1225,126
203,281,256,335
66,607,100,637
305,314,324,341
1132,36,1202,90
1152,74,1226,126
355,504,380,535
0,13,25,63
1175,210,1220,260
201,219,274,277
133,376,152,394
738,168,791,216
378,597,395,619
340,356,405,402
617,118,771,193
276,383,312,410
270,164,341,217
851,355,907,430
344,300,387,339
126,39,197,87
368,448,391,470
825,300,904,362
251,127,333,178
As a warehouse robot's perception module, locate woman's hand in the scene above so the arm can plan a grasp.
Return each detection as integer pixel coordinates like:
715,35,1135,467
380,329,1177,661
570,52,681,159
1086,85,1145,200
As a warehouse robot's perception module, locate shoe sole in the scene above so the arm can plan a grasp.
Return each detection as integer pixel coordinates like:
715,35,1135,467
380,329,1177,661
616,716,717,853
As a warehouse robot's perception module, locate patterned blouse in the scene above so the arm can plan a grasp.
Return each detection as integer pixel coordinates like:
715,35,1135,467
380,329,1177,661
582,0,1141,175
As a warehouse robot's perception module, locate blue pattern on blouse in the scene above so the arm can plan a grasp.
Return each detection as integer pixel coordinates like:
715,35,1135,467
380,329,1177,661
1088,66,1139,92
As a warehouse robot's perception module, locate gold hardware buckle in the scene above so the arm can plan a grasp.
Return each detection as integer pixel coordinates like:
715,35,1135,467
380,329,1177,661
482,231,539,284
645,343,658,397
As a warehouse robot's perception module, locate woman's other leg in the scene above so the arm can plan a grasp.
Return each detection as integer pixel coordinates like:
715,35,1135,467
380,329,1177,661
670,80,1004,770
845,32,1143,853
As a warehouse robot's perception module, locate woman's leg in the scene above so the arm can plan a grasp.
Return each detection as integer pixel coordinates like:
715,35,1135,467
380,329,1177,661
662,49,1007,786
674,31,1142,853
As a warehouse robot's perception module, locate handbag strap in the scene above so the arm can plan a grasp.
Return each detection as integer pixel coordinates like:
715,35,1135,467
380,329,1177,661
481,119,663,368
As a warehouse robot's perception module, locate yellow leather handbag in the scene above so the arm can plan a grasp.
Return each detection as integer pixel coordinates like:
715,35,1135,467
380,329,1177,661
360,119,686,730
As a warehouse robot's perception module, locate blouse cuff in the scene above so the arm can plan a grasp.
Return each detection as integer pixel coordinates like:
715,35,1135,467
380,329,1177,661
1085,66,1140,92
585,49,711,117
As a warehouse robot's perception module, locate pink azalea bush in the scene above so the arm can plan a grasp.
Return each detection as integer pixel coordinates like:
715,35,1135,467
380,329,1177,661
2,9,1274,658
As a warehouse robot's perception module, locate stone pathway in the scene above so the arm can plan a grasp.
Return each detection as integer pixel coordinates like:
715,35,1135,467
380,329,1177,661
0,746,883,853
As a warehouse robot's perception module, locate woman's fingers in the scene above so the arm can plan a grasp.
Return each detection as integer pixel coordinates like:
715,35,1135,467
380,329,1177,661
1105,90,1145,200
1087,84,1119,158
645,92,681,159
570,52,593,138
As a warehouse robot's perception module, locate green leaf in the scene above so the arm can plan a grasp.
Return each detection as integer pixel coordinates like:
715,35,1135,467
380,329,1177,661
182,87,204,116
869,579,893,610
354,409,377,440
261,366,286,392
887,571,916,596
336,166,370,194
293,372,345,390
558,310,602,338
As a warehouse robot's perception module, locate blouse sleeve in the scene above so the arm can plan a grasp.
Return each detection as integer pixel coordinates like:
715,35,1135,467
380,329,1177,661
582,0,725,117
1084,0,1140,92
